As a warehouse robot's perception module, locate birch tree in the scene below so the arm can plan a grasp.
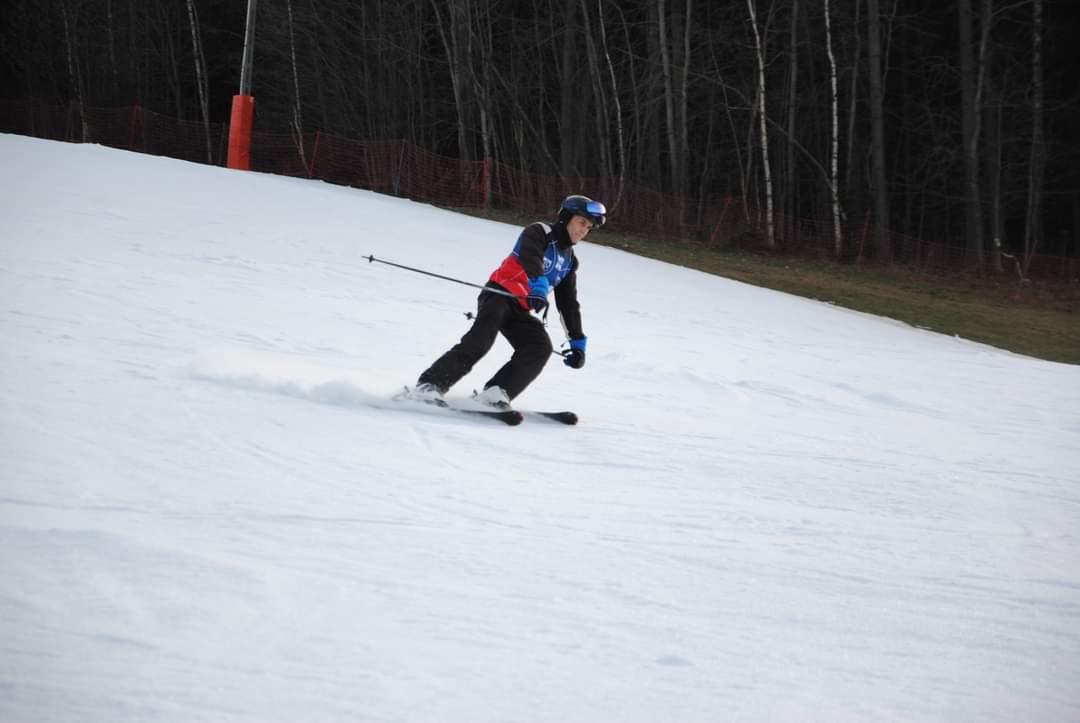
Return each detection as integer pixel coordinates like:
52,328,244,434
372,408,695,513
746,0,775,248
824,0,843,256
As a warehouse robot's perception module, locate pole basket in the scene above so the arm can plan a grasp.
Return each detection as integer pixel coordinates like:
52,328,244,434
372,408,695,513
227,95,255,170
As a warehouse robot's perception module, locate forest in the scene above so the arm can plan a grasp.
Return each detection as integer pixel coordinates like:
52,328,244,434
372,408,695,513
2,0,1077,272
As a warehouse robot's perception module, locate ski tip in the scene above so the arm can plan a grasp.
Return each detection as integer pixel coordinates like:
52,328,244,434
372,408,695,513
536,411,578,425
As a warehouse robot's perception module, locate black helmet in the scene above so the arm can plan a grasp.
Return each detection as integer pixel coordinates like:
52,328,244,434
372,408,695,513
558,195,607,227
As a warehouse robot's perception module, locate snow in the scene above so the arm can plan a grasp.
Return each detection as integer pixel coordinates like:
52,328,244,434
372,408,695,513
2,133,1078,722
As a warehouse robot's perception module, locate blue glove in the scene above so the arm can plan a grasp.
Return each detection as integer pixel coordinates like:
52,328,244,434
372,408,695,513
563,336,586,369
526,276,550,312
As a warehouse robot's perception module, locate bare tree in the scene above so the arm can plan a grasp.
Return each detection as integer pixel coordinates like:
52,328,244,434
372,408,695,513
844,0,862,219
559,0,581,177
579,0,613,184
784,0,799,244
59,0,88,141
957,0,983,268
746,0,775,248
285,0,307,170
6,0,1077,274
678,0,693,204
657,0,680,195
866,0,890,261
597,0,627,209
106,0,119,91
975,0,1004,273
431,0,476,160
824,0,843,256
471,1,494,206
184,0,212,163
1022,0,1044,275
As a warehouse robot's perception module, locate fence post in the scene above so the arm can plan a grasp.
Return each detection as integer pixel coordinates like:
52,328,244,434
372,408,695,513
217,122,228,165
307,130,321,178
127,105,141,150
481,158,490,208
857,208,871,266
710,196,734,246
65,99,75,142
393,139,407,197
226,95,255,170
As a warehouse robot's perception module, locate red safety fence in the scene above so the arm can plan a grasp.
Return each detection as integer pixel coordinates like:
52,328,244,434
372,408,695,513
2,98,1074,280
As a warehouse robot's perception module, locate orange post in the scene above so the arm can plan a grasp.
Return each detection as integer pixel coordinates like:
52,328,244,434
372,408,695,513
227,94,255,170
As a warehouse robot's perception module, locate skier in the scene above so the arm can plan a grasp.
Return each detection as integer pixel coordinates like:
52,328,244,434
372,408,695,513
410,194,606,409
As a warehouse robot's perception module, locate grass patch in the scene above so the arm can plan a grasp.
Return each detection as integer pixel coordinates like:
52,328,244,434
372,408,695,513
454,206,1080,365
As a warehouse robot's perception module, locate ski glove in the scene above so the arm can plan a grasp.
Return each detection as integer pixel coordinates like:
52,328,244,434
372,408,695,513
526,276,550,312
563,336,586,369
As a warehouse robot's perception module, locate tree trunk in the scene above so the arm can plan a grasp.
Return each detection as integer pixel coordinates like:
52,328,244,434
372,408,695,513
746,0,775,249
59,0,88,141
431,0,475,161
1023,0,1044,273
678,0,693,207
785,0,799,246
986,78,1005,274
617,4,645,187
473,1,494,206
160,6,183,119
285,0,307,170
824,0,843,256
578,0,612,184
656,0,680,196
597,0,626,210
977,0,1002,273
844,0,861,222
184,0,213,163
957,0,983,269
106,0,119,91
866,0,891,261
560,0,579,177
714,60,750,223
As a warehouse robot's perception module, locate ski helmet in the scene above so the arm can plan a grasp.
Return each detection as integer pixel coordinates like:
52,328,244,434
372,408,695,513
558,195,607,228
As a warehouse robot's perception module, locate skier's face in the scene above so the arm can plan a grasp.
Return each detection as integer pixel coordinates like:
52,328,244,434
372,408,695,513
567,215,594,244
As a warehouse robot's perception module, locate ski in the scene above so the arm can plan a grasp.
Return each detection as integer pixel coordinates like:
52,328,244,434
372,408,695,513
448,405,524,425
393,388,571,426
394,389,523,425
466,389,577,426
529,410,578,425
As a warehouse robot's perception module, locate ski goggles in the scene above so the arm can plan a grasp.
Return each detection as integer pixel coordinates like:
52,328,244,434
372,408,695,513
583,200,607,227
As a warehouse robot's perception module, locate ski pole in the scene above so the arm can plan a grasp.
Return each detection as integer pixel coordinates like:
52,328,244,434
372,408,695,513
366,254,523,301
368,254,559,339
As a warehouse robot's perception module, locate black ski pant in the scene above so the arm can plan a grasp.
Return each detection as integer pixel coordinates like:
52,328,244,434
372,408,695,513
418,286,552,400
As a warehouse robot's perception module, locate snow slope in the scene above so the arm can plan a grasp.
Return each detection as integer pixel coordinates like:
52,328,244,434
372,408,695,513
2,134,1078,722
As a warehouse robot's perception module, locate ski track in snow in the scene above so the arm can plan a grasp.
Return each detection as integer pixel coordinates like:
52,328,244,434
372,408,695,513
2,135,1079,722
